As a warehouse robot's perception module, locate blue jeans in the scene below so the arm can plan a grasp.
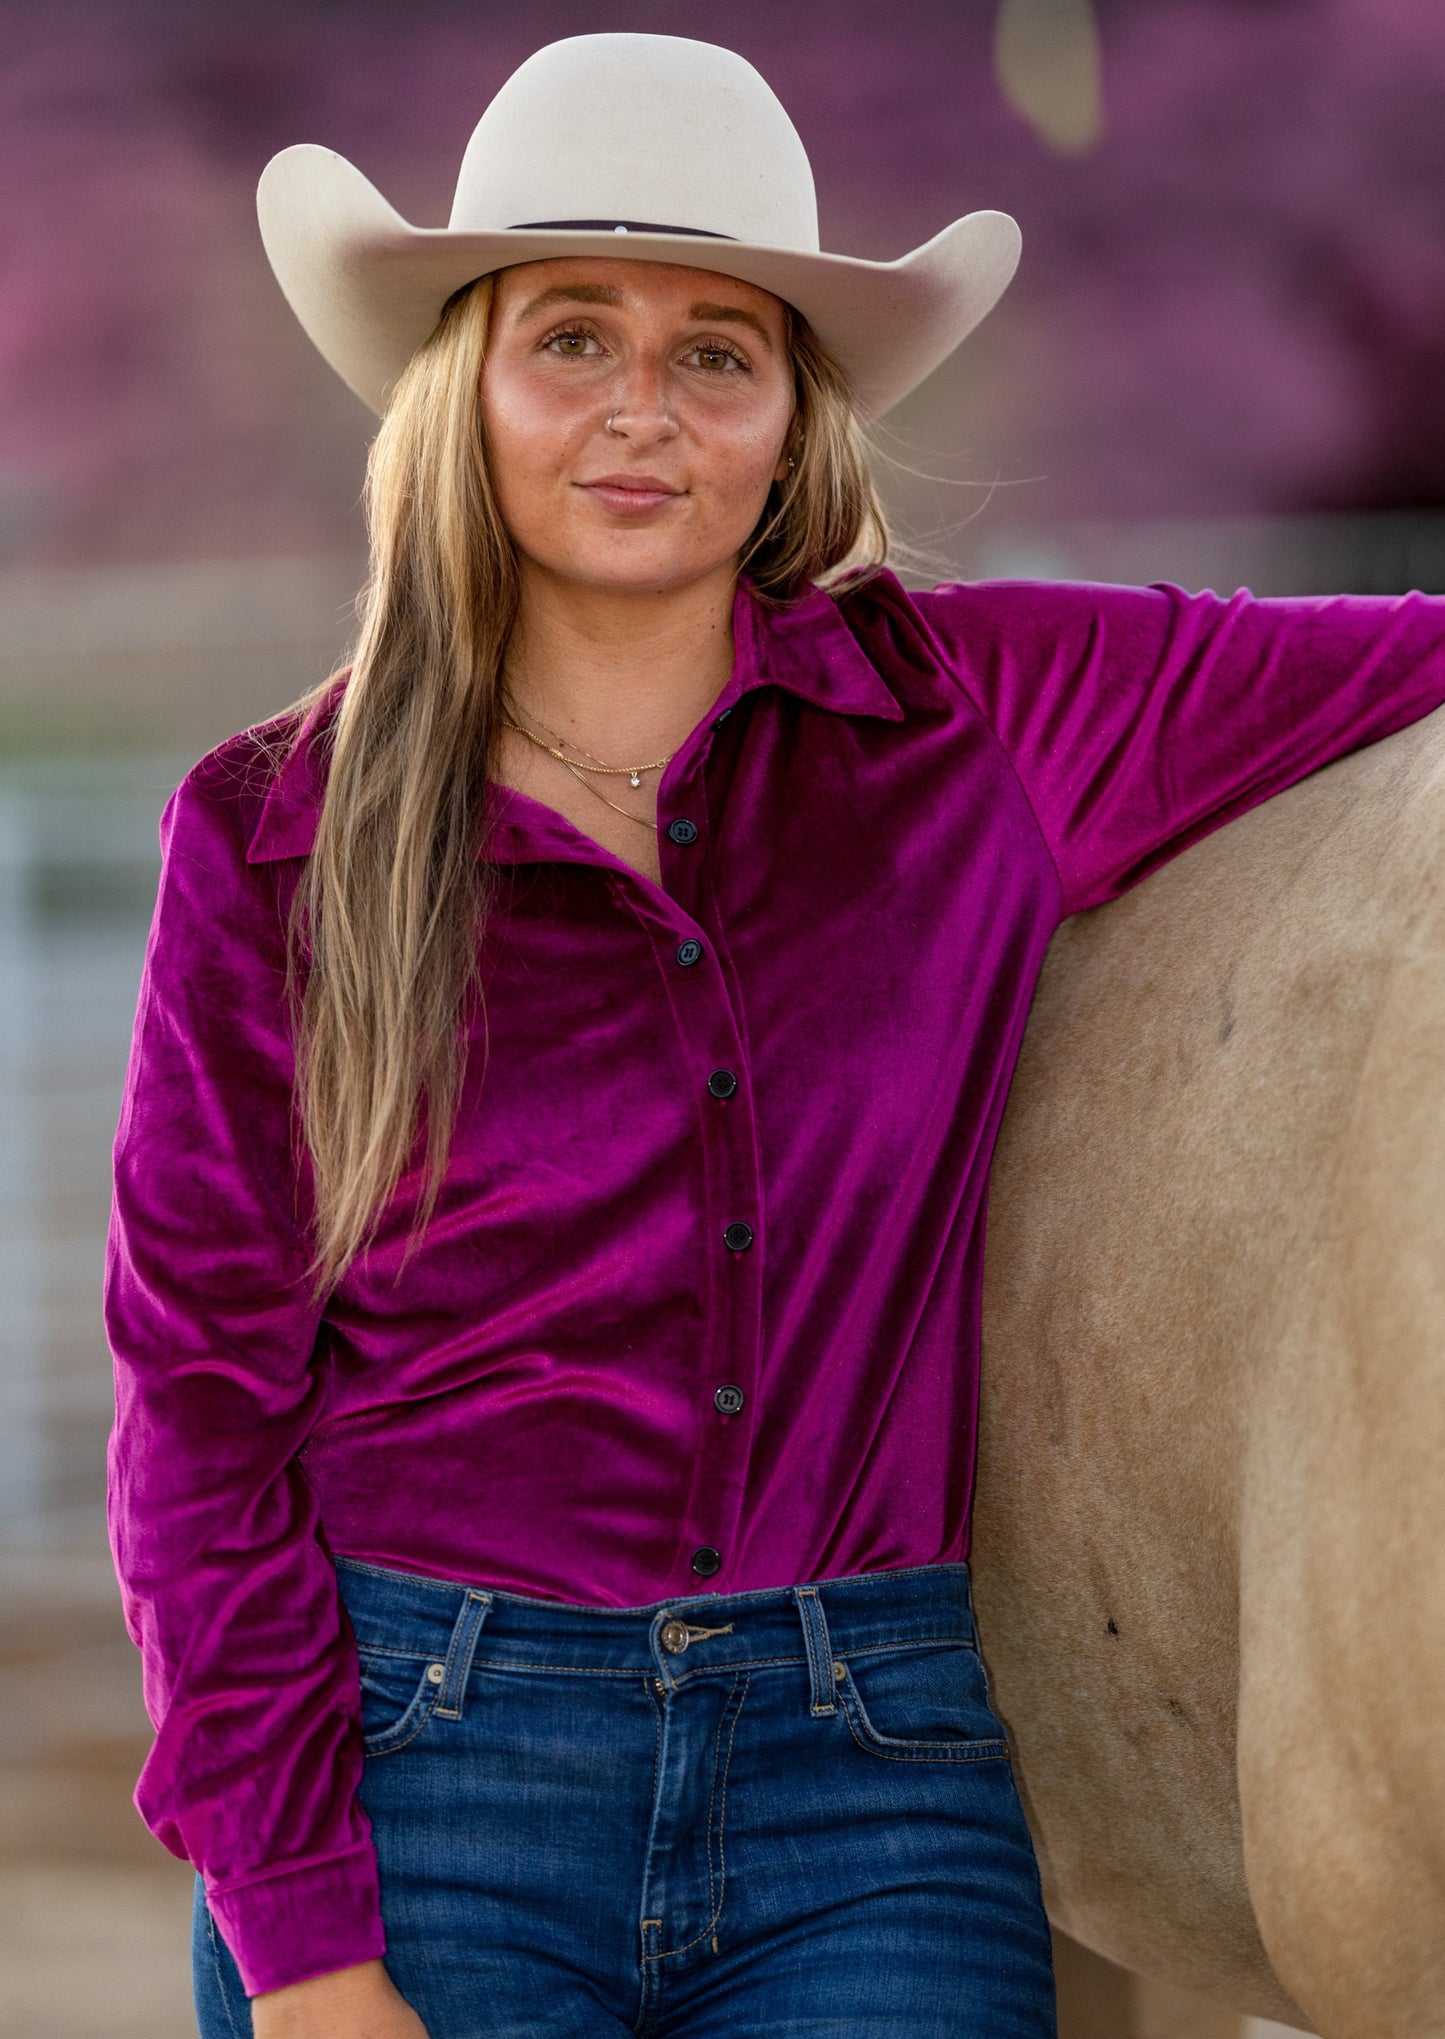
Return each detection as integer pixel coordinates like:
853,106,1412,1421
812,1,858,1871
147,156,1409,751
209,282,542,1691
194,1558,1056,2036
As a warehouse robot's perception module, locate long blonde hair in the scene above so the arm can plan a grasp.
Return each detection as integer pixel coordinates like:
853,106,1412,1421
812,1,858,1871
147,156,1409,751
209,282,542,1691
286,271,890,1288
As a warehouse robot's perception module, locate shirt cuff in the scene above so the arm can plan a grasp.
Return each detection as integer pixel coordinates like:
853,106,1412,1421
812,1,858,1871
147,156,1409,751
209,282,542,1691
205,1841,386,1997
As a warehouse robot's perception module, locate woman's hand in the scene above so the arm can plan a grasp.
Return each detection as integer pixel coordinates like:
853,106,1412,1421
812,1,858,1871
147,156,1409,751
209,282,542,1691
251,1959,431,2038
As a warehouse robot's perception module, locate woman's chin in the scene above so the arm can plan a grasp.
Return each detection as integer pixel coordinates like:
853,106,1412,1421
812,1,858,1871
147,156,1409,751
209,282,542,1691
524,545,741,599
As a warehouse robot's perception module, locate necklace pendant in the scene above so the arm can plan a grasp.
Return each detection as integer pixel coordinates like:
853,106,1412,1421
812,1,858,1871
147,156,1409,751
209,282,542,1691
629,771,642,788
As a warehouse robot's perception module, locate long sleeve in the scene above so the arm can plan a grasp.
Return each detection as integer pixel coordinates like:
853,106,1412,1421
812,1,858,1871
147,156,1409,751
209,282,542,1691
911,577,1445,915
104,745,385,1996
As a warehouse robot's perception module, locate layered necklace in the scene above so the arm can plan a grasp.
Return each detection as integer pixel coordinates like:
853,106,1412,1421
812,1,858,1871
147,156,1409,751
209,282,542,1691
501,703,674,833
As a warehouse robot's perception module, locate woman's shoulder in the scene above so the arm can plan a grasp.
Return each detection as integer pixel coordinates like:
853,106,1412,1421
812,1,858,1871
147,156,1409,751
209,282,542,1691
867,568,1177,641
165,681,344,867
836,569,1195,709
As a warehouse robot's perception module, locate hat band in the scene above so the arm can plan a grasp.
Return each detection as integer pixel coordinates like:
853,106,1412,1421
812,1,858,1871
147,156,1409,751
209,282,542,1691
509,218,735,238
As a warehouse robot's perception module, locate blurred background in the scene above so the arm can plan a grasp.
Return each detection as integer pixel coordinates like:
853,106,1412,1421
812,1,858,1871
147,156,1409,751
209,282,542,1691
2,1,1442,2032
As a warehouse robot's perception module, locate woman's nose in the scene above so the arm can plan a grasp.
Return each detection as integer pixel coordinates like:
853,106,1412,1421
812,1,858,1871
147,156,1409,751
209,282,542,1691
602,361,680,447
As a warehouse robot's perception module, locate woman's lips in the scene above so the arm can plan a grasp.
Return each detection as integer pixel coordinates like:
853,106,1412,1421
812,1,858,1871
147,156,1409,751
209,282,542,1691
578,475,683,514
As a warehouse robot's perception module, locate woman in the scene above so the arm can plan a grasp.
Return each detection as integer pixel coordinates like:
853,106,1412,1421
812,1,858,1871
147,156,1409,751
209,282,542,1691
105,31,1445,2039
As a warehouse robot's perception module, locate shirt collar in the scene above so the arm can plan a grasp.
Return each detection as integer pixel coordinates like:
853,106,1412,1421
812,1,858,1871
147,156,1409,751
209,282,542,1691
247,577,903,865
728,575,905,725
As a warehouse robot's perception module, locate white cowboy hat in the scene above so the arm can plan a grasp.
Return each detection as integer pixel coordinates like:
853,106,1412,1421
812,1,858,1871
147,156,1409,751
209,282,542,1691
257,31,1021,420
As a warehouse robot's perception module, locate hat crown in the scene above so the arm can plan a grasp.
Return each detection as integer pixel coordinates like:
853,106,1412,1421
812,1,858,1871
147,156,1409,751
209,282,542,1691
448,33,820,251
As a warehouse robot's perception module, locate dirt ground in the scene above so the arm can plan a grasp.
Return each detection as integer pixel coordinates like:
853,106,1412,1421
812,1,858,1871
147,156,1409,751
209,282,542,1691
0,1553,195,2039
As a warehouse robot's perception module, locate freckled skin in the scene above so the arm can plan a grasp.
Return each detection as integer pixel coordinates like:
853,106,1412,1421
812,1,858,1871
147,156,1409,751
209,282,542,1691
480,257,795,602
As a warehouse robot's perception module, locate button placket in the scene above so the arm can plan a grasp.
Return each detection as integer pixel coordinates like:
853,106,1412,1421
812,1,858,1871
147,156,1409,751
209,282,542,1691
653,740,762,1591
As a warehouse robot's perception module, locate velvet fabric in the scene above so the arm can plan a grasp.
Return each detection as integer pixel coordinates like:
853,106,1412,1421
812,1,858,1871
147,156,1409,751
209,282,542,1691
106,567,1445,1994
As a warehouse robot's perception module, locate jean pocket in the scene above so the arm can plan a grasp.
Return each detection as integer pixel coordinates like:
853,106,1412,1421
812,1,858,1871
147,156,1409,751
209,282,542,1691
834,1640,1011,1763
357,1648,446,1757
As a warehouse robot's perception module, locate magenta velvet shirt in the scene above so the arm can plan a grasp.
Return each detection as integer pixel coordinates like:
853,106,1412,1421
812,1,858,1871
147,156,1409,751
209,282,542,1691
105,568,1445,1994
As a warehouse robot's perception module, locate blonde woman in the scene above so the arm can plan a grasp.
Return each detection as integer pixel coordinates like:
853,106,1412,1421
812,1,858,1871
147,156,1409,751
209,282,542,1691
105,33,1445,2039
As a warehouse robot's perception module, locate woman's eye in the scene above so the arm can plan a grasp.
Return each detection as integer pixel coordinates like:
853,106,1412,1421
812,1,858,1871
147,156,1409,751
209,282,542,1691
544,328,601,358
689,344,745,373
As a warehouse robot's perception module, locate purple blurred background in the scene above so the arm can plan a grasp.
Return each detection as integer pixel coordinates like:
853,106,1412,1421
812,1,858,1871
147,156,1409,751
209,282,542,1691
0,6,1438,2033
3,0,1444,569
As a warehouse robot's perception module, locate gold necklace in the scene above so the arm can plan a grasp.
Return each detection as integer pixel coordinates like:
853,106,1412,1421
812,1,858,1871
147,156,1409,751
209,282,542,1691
501,714,673,789
500,714,658,834
546,752,657,833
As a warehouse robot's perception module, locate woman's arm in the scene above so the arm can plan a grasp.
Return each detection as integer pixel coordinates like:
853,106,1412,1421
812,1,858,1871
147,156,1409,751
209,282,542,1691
910,576,1445,915
106,738,386,1999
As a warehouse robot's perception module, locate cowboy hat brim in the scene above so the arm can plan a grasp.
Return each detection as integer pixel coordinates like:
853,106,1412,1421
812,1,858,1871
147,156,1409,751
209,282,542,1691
258,143,1021,420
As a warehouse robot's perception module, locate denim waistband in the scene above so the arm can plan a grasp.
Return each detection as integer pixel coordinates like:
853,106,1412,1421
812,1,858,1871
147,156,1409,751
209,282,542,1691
334,1556,979,1693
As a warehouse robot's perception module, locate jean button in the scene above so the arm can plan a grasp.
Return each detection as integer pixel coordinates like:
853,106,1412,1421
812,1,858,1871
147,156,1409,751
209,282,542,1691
660,1619,691,1654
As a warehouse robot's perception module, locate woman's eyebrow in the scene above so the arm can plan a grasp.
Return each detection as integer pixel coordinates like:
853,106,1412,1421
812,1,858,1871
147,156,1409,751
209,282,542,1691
689,302,774,349
515,282,625,321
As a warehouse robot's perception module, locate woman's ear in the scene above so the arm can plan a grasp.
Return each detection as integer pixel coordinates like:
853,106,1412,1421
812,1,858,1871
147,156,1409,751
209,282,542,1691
774,423,802,484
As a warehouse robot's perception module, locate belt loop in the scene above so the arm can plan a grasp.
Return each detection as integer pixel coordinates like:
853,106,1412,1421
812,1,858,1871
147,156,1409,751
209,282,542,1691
792,1585,836,1717
435,1590,491,1721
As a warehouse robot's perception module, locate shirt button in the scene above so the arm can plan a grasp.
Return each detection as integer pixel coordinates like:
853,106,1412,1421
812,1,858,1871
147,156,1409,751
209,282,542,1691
714,1383,745,1415
707,1068,738,1099
713,707,733,727
667,817,699,845
691,1546,722,1578
675,938,704,967
722,1221,754,1253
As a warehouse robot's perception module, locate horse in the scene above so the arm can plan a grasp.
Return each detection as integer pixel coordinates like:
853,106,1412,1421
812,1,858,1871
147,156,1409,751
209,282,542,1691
972,701,1445,2038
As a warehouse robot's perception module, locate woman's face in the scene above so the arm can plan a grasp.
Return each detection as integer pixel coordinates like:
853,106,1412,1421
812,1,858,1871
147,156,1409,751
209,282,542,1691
479,258,796,598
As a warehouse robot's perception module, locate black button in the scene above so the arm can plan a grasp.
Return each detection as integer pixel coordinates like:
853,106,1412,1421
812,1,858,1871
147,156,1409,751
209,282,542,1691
707,1068,738,1099
667,817,699,846
713,707,734,727
691,1546,722,1577
675,939,704,968
714,1383,745,1415
723,1221,754,1253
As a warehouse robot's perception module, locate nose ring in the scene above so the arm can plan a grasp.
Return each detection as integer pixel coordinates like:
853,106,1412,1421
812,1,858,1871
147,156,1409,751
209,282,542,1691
606,411,622,434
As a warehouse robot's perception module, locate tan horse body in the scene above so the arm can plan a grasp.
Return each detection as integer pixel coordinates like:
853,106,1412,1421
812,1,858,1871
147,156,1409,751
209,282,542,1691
972,705,1445,2038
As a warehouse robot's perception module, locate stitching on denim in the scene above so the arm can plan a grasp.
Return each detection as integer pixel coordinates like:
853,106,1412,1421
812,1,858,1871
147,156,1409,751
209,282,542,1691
794,1585,836,1716
709,1670,746,1930
204,1904,244,2039
836,1669,1010,1764
701,1672,728,1922
633,1684,668,2035
658,1669,748,1958
436,1590,491,1721
634,1915,663,2036
363,1705,437,1759
352,1634,978,1686
472,1657,664,1678
362,1661,443,1758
